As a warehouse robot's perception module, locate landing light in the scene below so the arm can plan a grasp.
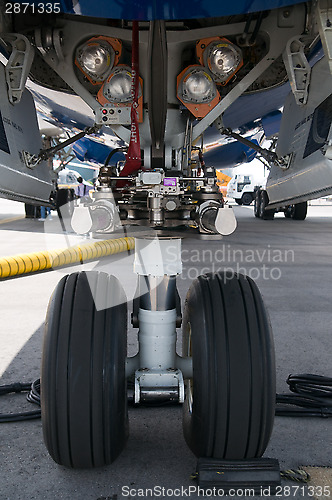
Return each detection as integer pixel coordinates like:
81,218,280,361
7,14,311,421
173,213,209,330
102,67,133,103
197,38,243,84
97,65,143,122
80,44,112,76
208,44,241,80
75,37,122,84
177,66,217,104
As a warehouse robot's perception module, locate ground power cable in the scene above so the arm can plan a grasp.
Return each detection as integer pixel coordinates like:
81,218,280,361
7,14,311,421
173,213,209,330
1,373,332,423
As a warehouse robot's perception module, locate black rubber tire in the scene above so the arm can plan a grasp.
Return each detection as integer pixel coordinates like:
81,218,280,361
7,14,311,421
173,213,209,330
182,271,276,460
254,190,261,218
235,199,243,205
284,206,292,218
291,201,307,220
24,203,41,218
41,271,128,468
56,188,75,220
241,193,253,206
259,191,274,220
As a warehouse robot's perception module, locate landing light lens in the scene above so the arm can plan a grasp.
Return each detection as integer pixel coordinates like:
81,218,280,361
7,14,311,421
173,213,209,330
80,45,111,76
101,67,139,104
185,72,214,100
207,42,242,81
76,40,115,81
179,67,217,103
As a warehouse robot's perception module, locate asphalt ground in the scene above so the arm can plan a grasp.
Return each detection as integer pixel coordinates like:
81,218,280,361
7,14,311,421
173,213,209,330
0,198,331,500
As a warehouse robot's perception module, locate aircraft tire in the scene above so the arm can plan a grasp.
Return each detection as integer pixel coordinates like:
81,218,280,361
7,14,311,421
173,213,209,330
259,190,274,220
291,201,307,220
254,190,261,218
182,271,275,459
284,206,292,218
41,271,128,468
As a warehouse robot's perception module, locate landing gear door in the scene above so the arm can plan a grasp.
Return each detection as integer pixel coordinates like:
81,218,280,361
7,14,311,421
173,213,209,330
267,56,332,206
0,63,53,205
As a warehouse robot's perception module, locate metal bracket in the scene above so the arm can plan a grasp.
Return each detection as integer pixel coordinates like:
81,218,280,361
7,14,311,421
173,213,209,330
283,37,311,105
3,34,34,104
190,6,307,141
21,151,41,170
215,119,279,164
277,152,294,170
316,0,332,74
134,368,185,404
22,124,101,169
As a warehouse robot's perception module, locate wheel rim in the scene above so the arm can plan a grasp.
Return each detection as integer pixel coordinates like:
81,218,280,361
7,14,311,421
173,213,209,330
185,322,194,415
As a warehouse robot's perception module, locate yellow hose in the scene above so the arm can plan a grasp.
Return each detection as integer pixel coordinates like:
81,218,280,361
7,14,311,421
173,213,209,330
0,237,135,279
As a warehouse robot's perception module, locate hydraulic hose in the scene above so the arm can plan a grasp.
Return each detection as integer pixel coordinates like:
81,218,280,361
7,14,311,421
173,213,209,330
0,236,135,279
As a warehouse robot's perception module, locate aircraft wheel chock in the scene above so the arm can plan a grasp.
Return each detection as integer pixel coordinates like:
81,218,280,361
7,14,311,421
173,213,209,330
41,271,128,468
182,271,275,459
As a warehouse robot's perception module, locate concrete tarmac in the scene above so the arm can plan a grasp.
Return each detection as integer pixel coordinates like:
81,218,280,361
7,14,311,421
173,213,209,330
0,198,331,500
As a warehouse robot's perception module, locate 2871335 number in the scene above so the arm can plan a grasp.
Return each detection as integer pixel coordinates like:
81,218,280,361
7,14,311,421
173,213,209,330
275,485,331,497
5,3,61,14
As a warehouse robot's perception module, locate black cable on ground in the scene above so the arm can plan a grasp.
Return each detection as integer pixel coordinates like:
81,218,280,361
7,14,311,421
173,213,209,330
276,374,332,417
1,373,332,422
0,379,41,423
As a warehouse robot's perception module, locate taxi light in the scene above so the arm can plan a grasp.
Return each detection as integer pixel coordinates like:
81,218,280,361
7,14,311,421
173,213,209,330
75,37,122,85
197,37,243,84
176,65,220,118
98,66,142,104
103,68,132,103
177,66,217,104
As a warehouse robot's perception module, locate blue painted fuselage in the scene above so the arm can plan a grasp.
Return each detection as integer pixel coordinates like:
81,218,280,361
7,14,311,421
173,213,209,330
59,0,305,20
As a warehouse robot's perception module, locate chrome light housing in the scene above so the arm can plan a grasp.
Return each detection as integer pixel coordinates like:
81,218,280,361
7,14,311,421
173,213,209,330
75,37,121,83
100,66,142,104
205,40,242,82
80,44,112,75
177,66,217,104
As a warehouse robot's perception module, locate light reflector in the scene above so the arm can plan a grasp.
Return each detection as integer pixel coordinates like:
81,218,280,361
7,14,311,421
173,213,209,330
177,66,217,104
75,37,122,84
197,37,243,84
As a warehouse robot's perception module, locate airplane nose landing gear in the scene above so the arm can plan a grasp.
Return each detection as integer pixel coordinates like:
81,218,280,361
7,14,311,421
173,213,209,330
41,236,276,470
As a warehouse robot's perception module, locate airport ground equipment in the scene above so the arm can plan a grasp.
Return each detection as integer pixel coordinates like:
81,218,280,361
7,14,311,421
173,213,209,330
227,174,256,205
0,237,134,279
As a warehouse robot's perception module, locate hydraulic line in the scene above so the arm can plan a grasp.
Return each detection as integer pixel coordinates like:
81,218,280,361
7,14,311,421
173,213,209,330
0,236,135,279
